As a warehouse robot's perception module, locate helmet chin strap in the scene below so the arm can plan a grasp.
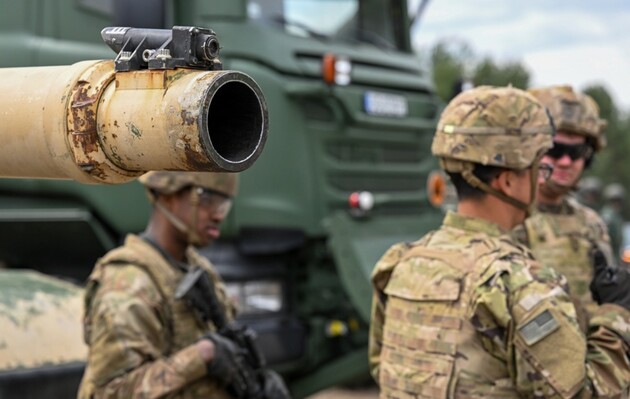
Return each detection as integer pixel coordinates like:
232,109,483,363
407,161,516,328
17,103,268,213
187,187,202,246
456,161,536,217
527,161,540,216
147,188,203,247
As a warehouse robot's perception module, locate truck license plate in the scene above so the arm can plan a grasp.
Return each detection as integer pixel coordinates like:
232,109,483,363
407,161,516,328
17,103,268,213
363,91,408,117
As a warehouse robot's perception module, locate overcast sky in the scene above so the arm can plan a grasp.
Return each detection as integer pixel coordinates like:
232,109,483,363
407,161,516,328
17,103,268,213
411,0,630,112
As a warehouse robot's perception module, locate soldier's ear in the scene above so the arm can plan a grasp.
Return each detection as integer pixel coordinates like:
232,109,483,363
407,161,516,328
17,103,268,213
492,169,518,195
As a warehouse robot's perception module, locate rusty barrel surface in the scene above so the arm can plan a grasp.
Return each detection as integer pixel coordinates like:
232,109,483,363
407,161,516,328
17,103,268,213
0,60,268,184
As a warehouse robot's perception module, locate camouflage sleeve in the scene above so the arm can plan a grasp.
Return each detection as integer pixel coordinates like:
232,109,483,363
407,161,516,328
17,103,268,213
585,303,630,397
583,207,616,267
475,257,630,398
85,265,207,398
368,290,386,381
587,208,611,244
368,243,410,382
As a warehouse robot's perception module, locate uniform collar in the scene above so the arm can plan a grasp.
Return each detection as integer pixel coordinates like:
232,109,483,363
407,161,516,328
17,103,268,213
536,197,575,215
136,232,191,272
443,210,505,237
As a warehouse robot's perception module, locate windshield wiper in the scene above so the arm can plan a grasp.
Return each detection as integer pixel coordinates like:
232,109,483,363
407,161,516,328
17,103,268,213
333,28,396,52
355,28,396,51
268,14,330,41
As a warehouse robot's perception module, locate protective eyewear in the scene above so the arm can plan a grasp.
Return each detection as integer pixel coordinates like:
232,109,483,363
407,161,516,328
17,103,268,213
546,142,592,161
538,163,554,181
193,187,233,216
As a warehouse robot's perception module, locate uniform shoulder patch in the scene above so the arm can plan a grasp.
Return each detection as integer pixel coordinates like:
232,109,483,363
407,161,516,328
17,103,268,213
518,309,560,345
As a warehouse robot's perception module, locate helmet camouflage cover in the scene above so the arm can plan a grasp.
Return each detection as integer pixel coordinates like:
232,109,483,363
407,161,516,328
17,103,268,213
528,85,607,151
138,171,239,197
432,86,554,172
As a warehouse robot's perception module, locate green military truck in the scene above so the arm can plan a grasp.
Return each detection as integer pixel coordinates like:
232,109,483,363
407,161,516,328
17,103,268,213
0,0,442,397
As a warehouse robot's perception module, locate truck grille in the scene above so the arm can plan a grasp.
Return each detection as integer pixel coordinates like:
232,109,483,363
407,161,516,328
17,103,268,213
327,142,423,164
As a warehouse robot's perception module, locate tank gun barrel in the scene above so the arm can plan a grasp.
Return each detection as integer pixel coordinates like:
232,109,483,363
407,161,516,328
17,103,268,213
0,26,268,184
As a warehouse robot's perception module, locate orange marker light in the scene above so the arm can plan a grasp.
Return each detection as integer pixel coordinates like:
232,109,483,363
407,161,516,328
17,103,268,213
322,53,351,86
322,53,336,85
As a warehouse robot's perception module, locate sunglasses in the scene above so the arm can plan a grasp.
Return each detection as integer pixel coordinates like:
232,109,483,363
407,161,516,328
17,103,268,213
545,142,592,161
192,187,233,217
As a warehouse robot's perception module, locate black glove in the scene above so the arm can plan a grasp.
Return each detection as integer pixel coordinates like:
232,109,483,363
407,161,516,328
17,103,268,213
261,370,291,399
590,248,608,305
590,249,630,311
204,332,249,394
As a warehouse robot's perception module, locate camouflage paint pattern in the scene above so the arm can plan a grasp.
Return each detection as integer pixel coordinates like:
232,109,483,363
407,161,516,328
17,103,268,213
513,198,613,320
138,171,239,197
431,86,553,171
78,234,235,399
0,270,86,369
370,211,630,398
528,85,607,151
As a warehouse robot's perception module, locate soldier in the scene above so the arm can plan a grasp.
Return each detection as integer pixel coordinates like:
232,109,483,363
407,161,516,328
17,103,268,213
369,86,630,398
576,176,603,209
513,86,612,317
602,183,626,258
78,171,290,399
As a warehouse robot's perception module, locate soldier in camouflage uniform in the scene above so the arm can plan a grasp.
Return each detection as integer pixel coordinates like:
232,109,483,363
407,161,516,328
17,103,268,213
78,171,289,399
512,86,613,318
576,176,603,210
369,86,630,398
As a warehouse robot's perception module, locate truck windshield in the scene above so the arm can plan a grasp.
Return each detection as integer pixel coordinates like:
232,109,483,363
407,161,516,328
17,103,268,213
247,0,407,51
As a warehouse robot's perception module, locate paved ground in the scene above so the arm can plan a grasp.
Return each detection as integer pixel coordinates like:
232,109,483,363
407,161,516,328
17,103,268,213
305,386,379,399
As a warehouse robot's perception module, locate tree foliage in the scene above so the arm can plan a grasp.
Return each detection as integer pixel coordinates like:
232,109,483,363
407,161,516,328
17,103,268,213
583,85,630,216
429,40,472,102
473,58,530,90
583,85,617,122
428,40,530,102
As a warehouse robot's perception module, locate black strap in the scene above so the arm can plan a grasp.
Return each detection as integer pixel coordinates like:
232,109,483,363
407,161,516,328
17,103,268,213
140,232,190,273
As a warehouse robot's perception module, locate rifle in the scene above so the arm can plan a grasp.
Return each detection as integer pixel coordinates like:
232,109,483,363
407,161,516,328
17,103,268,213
175,266,268,399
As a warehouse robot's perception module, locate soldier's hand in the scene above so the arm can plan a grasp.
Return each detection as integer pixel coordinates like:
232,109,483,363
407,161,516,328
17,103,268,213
590,264,630,311
261,370,292,399
204,332,249,392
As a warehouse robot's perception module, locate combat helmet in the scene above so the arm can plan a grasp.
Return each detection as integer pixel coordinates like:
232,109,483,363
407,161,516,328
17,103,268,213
138,171,238,197
138,171,239,246
432,85,554,210
580,176,603,194
528,85,607,151
577,176,603,207
604,183,626,201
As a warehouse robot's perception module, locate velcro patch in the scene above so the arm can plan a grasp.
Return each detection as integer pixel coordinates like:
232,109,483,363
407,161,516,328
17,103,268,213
518,309,560,345
518,286,565,311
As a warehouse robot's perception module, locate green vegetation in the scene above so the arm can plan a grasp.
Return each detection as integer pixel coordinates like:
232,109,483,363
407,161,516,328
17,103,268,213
583,85,630,217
